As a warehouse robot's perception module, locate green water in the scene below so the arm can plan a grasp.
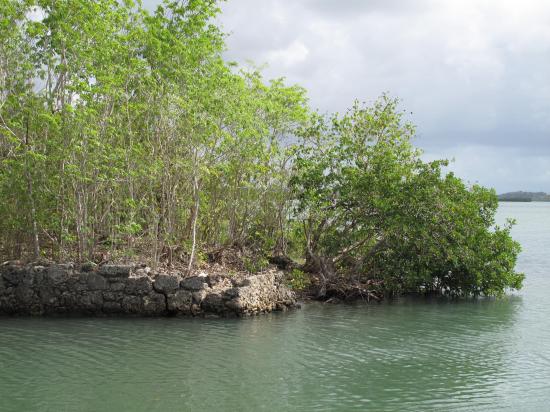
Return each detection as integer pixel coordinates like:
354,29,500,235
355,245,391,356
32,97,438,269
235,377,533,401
1,202,549,411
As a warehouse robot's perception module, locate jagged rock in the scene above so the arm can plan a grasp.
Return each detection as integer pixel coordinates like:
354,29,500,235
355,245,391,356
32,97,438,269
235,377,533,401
30,259,53,267
15,286,34,305
192,290,208,304
269,255,296,270
98,265,132,278
102,291,121,302
103,301,122,313
86,273,108,290
38,288,57,305
167,290,192,313
19,272,35,288
80,291,103,310
223,288,240,299
46,265,72,284
124,277,152,295
181,276,209,291
231,277,251,287
0,264,296,317
206,274,223,287
122,295,143,313
2,260,23,266
134,267,151,277
110,282,126,291
80,262,97,272
153,275,180,294
201,293,225,313
143,293,166,315
2,267,23,286
224,299,243,311
59,291,79,309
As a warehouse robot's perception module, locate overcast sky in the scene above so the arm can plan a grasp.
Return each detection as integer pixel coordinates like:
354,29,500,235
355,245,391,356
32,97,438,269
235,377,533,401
147,0,550,193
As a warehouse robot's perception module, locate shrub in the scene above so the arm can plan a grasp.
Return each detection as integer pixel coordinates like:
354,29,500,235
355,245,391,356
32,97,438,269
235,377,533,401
291,96,524,297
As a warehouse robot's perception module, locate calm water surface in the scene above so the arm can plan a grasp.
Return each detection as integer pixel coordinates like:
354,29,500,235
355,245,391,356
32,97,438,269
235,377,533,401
1,202,549,411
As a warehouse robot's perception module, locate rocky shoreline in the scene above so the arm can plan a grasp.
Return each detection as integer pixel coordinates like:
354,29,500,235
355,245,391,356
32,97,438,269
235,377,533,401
0,262,297,317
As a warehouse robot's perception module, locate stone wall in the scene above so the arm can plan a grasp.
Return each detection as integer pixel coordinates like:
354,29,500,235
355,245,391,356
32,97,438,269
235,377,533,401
0,262,297,317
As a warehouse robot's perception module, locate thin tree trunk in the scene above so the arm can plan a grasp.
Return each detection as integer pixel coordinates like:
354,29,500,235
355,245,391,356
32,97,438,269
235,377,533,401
187,172,200,274
24,113,40,260
26,173,40,260
75,188,84,263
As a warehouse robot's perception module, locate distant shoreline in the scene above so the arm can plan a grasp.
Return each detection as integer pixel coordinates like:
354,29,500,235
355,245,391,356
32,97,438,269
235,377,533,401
498,191,550,202
498,200,550,202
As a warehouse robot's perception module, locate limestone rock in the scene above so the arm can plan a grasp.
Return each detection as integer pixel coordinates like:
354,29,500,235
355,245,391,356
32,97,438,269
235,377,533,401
110,282,126,292
201,293,225,313
192,290,208,304
102,291,122,302
122,295,143,313
80,291,103,310
134,267,151,277
0,264,296,317
167,290,192,313
39,288,57,305
153,274,180,294
103,301,122,313
124,277,152,295
181,276,209,291
86,273,108,290
80,262,97,272
15,286,34,305
98,265,132,278
143,293,166,315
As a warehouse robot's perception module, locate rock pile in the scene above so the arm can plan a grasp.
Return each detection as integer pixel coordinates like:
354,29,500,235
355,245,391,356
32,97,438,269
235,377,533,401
0,262,297,317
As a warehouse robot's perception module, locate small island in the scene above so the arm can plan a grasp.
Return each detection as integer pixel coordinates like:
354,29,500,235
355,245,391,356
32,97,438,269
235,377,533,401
2,2,549,412
0,0,524,317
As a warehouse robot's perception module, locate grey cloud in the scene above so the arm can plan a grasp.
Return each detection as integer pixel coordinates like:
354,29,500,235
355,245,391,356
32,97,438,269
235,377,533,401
302,0,433,18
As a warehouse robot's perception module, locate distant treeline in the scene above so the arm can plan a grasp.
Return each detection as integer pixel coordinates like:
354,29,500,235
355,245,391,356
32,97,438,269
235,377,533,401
498,191,550,202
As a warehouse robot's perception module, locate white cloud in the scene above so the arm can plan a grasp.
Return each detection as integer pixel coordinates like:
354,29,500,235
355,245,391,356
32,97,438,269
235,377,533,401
265,40,309,68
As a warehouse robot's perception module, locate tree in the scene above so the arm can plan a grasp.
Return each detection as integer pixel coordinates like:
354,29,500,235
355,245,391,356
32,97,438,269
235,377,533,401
0,0,308,267
291,96,524,297
0,1,523,300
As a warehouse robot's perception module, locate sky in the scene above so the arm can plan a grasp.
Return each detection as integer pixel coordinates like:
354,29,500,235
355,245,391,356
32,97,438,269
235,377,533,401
146,0,550,193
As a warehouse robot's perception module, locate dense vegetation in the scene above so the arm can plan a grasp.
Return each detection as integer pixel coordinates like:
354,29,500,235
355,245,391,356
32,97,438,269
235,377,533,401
0,0,523,297
292,100,523,297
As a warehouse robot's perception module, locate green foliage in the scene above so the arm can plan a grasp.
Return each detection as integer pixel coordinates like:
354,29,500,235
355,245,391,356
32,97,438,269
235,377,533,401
291,96,524,297
243,255,269,274
0,1,523,299
288,268,310,291
0,0,307,264
195,250,208,266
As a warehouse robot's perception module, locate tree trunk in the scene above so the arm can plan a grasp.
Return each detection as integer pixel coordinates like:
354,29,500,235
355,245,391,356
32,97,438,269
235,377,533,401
187,173,200,274
24,113,40,260
26,172,40,260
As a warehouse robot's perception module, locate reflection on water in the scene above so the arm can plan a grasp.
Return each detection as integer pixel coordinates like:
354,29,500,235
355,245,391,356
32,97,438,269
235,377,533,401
0,202,549,411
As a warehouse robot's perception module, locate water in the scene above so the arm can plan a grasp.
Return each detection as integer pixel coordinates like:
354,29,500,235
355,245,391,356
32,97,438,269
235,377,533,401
1,202,549,411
